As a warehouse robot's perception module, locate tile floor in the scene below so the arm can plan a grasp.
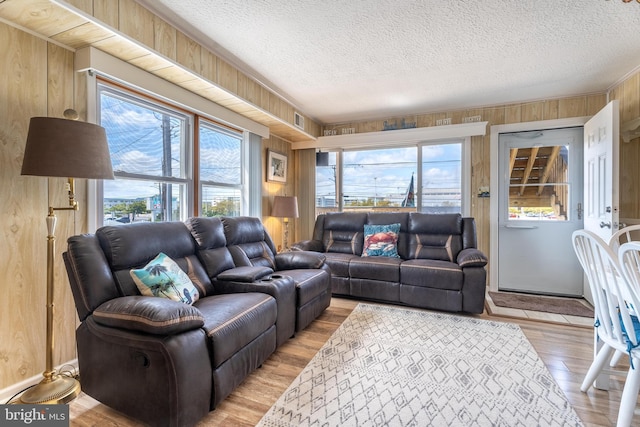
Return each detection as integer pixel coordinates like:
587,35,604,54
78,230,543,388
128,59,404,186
484,290,594,328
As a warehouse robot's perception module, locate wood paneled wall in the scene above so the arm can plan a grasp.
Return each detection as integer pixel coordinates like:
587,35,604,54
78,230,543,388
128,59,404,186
1,0,639,397
62,0,321,142
0,22,81,390
263,135,297,250
611,70,640,224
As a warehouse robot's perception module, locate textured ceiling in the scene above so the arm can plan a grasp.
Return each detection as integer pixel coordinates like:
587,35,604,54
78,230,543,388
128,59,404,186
137,0,640,124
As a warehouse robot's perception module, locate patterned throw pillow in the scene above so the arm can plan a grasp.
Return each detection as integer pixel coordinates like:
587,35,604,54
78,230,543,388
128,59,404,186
362,223,401,258
130,253,200,305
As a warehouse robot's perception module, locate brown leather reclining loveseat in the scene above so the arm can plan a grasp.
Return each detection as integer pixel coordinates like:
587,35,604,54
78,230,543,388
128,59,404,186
292,212,487,314
63,216,330,427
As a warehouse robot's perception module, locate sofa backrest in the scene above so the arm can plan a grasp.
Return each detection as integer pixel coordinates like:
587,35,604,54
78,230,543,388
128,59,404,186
186,217,236,280
312,212,477,261
321,212,368,255
64,221,214,320
96,221,214,298
222,216,278,269
406,213,466,261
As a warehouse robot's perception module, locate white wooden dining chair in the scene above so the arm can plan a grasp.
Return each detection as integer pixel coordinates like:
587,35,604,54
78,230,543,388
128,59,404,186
609,225,640,367
610,224,640,253
572,230,640,427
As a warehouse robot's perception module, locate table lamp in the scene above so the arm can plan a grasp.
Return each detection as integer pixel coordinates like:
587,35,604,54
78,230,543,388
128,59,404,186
271,196,299,250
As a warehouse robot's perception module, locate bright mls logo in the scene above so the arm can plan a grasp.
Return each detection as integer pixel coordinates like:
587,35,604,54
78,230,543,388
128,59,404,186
1,405,68,426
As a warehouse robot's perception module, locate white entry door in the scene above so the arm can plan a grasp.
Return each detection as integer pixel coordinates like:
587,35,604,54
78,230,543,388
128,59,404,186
497,127,584,296
582,100,620,303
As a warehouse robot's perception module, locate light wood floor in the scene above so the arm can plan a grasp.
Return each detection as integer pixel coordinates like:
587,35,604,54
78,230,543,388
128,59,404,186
69,297,639,427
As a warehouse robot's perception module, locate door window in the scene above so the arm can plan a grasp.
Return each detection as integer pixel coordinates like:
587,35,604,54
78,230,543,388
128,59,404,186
508,145,570,221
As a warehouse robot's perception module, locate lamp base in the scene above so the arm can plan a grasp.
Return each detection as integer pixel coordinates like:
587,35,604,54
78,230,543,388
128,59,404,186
19,372,80,404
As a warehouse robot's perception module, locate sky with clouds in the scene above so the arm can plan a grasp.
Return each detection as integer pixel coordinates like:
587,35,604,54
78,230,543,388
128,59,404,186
99,85,461,212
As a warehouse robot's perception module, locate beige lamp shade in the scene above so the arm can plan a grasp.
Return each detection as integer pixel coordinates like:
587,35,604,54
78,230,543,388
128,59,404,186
272,196,299,218
21,116,114,179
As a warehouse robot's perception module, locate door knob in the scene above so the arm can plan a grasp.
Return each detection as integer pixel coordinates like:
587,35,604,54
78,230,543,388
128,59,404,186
600,221,612,229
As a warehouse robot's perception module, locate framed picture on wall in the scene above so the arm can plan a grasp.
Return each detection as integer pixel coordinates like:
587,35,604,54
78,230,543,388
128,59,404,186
267,150,287,183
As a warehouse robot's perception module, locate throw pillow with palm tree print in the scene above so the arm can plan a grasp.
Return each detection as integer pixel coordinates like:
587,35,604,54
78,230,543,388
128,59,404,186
130,252,200,305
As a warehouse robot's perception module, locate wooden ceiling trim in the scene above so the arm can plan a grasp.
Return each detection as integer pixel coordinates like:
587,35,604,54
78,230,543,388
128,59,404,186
0,0,86,38
49,21,113,48
0,0,317,143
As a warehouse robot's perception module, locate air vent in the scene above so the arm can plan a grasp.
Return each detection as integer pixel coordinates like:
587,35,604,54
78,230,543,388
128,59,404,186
294,112,304,130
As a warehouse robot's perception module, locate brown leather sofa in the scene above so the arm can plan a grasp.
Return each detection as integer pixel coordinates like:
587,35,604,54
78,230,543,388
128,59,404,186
63,217,330,427
292,212,488,314
185,216,332,342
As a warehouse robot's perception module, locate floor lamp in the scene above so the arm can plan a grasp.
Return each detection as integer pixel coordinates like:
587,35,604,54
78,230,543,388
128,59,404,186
272,196,299,250
19,112,114,404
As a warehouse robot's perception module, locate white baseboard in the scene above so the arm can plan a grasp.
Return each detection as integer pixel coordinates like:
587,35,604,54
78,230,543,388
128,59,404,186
0,359,79,404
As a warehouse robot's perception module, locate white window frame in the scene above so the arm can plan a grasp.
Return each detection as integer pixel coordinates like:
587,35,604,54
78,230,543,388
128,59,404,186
317,138,470,216
98,81,194,222
198,118,245,217
77,47,268,230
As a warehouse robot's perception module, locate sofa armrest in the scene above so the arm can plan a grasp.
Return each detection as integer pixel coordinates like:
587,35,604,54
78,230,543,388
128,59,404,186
216,266,273,282
92,296,204,336
290,239,323,252
457,248,488,268
213,275,296,347
275,251,326,270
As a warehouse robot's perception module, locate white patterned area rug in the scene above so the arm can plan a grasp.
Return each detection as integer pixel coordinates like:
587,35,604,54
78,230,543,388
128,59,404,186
257,303,583,427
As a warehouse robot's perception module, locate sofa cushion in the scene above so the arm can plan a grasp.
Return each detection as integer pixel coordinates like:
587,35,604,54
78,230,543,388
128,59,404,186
93,296,204,335
194,293,277,368
280,269,331,306
400,259,463,291
349,256,402,282
130,252,200,305
362,223,400,258
323,252,359,278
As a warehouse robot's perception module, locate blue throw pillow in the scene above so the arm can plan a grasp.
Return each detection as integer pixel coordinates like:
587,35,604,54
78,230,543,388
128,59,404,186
362,223,401,258
131,252,200,305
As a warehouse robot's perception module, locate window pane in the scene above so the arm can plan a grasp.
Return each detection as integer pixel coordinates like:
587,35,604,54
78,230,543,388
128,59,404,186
316,152,337,213
508,145,569,221
103,179,185,223
100,89,186,178
201,186,241,217
343,147,416,210
199,122,242,185
422,144,461,213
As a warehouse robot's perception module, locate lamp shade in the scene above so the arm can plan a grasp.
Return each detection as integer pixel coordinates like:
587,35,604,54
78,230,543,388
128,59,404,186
272,196,299,218
21,117,114,179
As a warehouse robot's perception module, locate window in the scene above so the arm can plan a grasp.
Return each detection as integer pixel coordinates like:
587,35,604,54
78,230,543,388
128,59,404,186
422,143,462,213
342,147,416,209
507,144,570,221
316,142,464,216
316,152,337,209
97,81,247,225
199,120,243,217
